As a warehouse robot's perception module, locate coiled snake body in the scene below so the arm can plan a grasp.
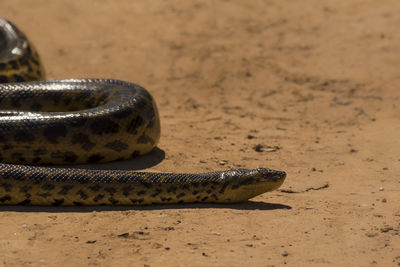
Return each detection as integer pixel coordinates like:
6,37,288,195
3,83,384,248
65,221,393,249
0,18,286,205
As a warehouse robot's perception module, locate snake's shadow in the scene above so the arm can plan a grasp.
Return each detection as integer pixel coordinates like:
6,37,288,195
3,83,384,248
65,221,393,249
0,201,291,213
61,147,166,170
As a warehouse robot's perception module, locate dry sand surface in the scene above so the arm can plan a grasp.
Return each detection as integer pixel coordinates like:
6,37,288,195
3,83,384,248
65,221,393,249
0,0,399,266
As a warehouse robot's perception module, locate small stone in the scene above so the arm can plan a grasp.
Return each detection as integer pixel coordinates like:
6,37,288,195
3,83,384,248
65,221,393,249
253,144,281,152
379,187,384,191
380,226,393,233
219,160,228,165
282,251,289,257
86,240,96,244
253,144,264,152
366,232,378,237
265,145,281,152
118,232,130,238
382,198,387,203
152,243,163,249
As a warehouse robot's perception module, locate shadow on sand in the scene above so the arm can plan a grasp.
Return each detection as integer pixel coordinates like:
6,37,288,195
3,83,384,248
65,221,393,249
63,147,166,171
0,201,291,213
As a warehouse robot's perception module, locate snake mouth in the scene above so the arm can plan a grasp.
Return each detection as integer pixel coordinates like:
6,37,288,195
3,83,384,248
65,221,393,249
272,170,286,182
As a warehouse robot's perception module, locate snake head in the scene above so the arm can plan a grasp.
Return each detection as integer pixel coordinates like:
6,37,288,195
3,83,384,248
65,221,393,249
254,167,286,184
220,168,286,202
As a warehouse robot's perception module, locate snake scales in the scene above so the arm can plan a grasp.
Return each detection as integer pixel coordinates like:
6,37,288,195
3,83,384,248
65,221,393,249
0,18,286,205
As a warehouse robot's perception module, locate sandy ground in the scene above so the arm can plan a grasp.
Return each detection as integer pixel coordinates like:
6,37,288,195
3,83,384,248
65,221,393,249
0,0,399,266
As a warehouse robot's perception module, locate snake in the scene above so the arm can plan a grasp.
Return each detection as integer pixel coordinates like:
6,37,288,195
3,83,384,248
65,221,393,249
0,18,286,205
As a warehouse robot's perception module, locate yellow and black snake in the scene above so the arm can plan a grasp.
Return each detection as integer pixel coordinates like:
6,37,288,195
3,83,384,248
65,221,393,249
0,18,286,205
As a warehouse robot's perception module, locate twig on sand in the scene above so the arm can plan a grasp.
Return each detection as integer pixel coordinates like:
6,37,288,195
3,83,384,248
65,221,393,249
278,183,329,194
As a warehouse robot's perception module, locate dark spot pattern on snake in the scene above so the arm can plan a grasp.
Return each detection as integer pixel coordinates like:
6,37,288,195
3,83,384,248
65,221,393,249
14,130,35,142
104,140,129,152
43,123,67,144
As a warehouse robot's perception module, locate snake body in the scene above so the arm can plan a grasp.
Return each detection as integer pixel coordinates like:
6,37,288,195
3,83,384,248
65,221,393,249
0,18,286,205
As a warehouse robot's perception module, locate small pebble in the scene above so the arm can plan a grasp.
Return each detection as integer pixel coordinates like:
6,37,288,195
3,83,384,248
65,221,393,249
253,144,264,152
282,251,289,257
152,243,163,249
380,226,393,233
379,187,384,191
264,145,281,152
219,160,227,165
118,232,130,238
382,198,387,203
